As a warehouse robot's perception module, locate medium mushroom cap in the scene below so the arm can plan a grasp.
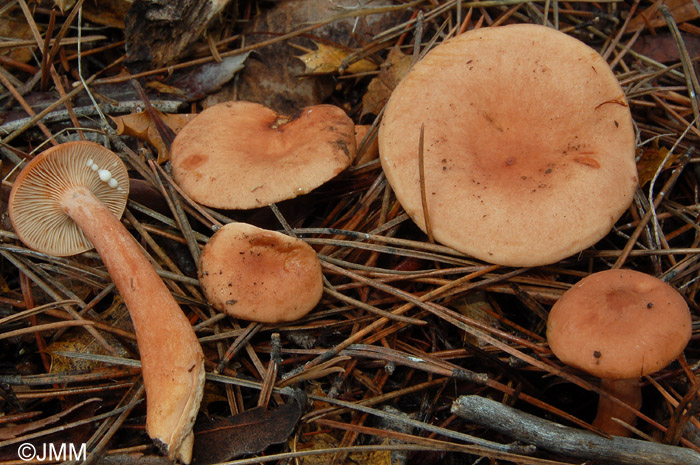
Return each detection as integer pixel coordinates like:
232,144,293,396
378,24,638,267
9,141,129,256
170,101,356,210
546,269,691,380
198,222,323,323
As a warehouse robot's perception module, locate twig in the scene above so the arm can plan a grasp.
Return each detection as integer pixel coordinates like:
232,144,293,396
451,395,700,465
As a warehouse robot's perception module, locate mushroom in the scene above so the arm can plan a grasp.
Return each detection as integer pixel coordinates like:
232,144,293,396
9,141,205,463
170,100,356,210
198,222,323,323
378,24,638,267
546,269,692,437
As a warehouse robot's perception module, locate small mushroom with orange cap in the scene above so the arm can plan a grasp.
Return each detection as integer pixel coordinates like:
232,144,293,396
170,100,356,210
9,141,205,463
198,222,323,323
546,269,692,437
378,23,638,267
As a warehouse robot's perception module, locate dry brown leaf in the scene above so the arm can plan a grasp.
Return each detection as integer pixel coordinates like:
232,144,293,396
295,432,392,465
112,110,196,163
83,0,132,29
232,0,410,115
631,32,700,63
636,145,679,186
54,0,131,27
627,0,699,32
192,390,305,464
53,0,76,13
0,12,34,63
47,330,129,373
361,47,412,118
294,41,377,76
452,292,500,348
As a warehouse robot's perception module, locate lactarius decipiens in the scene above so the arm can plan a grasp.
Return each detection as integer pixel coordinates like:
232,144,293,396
379,24,638,266
547,269,692,437
169,101,356,209
198,222,323,323
9,141,205,463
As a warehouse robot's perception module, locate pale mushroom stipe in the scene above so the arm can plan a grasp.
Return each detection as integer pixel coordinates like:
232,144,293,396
546,269,692,437
9,141,205,463
379,23,638,267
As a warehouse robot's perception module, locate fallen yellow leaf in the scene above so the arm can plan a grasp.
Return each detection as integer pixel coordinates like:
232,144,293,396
294,41,377,76
361,47,412,118
636,145,679,186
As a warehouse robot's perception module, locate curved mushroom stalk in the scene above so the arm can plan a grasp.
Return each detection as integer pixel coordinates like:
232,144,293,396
61,187,205,463
593,378,642,437
9,142,204,464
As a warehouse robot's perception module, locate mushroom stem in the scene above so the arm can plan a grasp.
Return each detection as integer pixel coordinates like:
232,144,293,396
61,185,204,463
593,378,642,437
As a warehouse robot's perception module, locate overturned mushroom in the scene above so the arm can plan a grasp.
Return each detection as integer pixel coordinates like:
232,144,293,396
379,24,637,267
9,141,204,463
170,101,356,210
198,222,323,323
547,269,692,436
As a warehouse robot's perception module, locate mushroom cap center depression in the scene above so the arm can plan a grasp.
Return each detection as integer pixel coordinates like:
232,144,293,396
379,24,637,267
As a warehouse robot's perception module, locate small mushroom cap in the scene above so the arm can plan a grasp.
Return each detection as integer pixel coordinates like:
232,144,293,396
546,269,691,379
9,141,129,256
198,222,323,323
378,24,637,267
170,101,356,210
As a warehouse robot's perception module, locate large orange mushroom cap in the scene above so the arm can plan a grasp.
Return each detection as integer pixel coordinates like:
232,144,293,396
546,269,692,380
170,101,356,210
379,24,638,267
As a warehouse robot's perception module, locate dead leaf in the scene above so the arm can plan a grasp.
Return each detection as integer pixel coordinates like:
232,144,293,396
167,53,250,102
54,0,131,27
361,47,412,118
231,0,411,115
191,390,305,464
636,145,679,186
54,0,76,13
631,32,700,63
47,331,129,373
0,11,34,64
294,432,392,465
83,0,132,29
627,0,699,32
452,292,500,348
112,110,196,163
294,41,377,76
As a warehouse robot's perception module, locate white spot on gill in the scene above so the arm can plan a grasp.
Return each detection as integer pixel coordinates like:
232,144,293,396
98,169,112,182
91,163,99,171
108,178,118,188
